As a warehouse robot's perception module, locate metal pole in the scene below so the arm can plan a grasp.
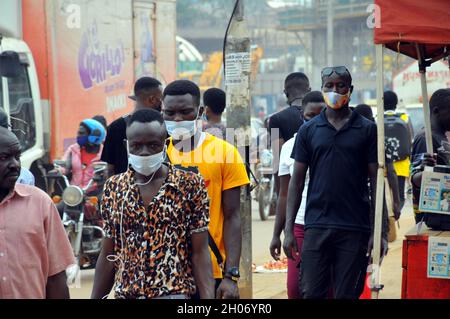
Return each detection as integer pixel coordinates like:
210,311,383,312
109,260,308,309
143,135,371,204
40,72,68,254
415,44,434,155
419,72,433,154
372,44,385,299
327,0,334,66
224,0,252,299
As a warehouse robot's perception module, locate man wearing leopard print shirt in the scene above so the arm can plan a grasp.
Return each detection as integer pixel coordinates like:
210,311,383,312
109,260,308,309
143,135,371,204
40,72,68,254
91,109,214,299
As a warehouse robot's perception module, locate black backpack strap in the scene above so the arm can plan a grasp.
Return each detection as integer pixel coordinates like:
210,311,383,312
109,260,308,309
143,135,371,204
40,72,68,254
208,231,224,271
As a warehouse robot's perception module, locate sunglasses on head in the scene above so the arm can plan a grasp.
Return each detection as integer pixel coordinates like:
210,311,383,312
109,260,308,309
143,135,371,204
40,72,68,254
321,66,352,81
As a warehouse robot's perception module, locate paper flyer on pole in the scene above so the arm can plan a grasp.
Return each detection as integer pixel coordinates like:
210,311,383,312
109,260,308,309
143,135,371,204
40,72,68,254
428,236,450,279
225,52,251,86
419,168,450,215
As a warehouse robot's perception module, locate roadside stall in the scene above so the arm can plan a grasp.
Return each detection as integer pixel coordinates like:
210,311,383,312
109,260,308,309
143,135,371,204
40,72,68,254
373,0,450,299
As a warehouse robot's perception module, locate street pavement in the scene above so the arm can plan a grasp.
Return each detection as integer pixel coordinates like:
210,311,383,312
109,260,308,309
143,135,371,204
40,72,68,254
251,199,417,299
69,198,416,299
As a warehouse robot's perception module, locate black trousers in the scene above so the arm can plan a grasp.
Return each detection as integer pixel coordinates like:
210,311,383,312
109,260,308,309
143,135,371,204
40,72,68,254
397,176,406,211
299,228,370,299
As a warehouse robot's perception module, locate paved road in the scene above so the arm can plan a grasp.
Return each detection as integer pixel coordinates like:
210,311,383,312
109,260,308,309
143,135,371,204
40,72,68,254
70,199,279,299
251,200,417,299
70,199,414,299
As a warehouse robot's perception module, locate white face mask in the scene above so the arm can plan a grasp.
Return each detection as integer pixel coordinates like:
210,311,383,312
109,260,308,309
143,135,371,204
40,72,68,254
165,108,202,140
127,142,166,176
165,120,198,140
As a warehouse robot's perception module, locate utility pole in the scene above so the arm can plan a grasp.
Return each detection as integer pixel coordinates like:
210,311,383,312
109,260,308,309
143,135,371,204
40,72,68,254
224,0,252,299
327,0,334,66
372,44,386,299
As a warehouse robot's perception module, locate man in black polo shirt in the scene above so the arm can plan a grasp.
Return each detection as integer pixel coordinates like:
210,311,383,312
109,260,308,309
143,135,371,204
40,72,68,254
269,72,311,145
101,77,163,176
269,72,311,204
283,66,384,299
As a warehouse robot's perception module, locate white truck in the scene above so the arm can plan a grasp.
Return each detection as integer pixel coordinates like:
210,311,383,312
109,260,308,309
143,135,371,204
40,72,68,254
0,0,176,190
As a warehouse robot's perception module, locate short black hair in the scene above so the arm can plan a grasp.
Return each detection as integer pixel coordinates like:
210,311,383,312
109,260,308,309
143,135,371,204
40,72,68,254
0,109,8,128
285,72,309,85
92,115,107,130
203,88,226,115
133,77,162,97
430,88,450,111
384,91,398,111
355,104,374,122
127,109,165,127
302,91,325,107
163,80,201,106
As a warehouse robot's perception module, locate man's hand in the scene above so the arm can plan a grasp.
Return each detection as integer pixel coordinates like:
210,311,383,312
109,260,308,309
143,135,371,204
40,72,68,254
282,230,298,261
216,278,239,299
270,236,282,261
419,153,437,168
367,236,389,265
66,264,80,286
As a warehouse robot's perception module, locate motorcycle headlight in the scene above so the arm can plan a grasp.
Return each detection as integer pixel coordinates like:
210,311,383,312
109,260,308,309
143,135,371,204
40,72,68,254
62,186,84,207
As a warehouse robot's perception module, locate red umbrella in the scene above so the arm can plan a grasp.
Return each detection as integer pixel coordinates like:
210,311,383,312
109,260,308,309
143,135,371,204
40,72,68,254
374,0,450,61
374,0,450,154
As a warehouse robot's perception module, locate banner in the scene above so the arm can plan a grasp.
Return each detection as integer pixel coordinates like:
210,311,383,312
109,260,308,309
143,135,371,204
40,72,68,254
428,236,450,279
419,168,450,215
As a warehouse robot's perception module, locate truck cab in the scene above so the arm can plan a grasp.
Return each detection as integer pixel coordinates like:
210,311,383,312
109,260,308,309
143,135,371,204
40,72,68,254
1,0,177,192
0,36,45,176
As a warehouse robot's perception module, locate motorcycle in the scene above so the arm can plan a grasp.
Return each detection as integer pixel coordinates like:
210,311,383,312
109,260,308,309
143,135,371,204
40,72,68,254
256,149,277,221
46,160,108,269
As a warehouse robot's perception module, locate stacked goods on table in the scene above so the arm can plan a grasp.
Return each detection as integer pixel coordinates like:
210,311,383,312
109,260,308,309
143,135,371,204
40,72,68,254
253,258,288,273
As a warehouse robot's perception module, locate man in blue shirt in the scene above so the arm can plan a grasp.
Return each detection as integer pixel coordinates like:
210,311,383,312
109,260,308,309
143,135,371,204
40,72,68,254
283,66,386,299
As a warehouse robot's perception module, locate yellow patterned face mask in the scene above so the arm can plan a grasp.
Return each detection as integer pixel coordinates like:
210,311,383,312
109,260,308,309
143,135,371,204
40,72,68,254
322,91,351,110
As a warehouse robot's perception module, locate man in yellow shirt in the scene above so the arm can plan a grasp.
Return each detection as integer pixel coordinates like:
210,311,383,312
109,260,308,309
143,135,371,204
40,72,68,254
162,80,250,299
384,90,413,211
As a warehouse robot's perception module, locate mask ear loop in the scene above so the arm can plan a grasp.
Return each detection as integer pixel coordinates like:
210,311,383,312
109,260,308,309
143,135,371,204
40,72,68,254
130,146,167,187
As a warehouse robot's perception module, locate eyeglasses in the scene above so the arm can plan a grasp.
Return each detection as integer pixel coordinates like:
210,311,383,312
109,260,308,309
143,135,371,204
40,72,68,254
321,66,352,82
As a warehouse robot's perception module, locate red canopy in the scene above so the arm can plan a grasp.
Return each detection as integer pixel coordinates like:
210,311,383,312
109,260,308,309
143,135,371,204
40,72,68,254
374,0,450,61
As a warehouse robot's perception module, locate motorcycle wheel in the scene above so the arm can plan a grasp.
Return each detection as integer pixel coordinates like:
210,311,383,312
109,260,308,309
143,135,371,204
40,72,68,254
259,175,275,221
269,190,277,216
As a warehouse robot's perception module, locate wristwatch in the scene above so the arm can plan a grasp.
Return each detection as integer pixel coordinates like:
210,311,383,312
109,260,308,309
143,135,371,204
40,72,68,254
224,267,240,282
